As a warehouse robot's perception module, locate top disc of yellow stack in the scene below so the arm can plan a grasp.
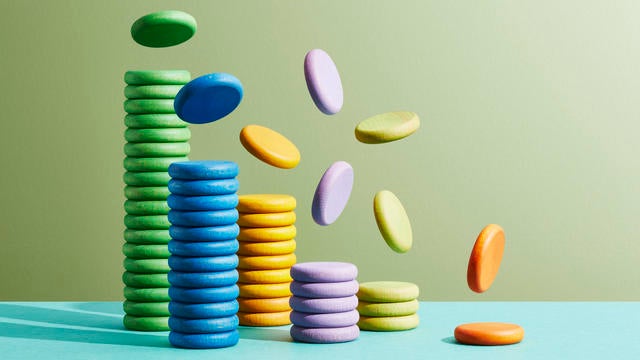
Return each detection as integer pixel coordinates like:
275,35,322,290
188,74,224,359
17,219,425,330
237,194,296,213
239,125,301,169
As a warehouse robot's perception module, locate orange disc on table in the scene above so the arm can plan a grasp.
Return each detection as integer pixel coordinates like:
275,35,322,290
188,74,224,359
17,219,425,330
238,296,291,313
239,125,301,169
238,268,292,284
237,239,296,256
454,322,524,345
238,310,291,326
238,253,297,270
238,282,292,298
467,224,505,293
237,225,297,242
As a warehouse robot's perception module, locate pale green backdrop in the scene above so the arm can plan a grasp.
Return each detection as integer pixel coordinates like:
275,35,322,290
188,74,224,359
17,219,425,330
1,1,638,301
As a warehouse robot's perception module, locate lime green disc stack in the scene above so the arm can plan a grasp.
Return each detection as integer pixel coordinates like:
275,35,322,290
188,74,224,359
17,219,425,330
122,70,191,331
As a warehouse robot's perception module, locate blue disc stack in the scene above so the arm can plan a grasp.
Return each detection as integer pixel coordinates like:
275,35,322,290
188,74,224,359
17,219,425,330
167,160,241,349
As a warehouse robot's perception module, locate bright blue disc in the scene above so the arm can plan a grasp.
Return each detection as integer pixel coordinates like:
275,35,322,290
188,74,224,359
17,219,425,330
169,315,239,334
168,209,238,227
169,178,239,196
168,239,239,256
173,73,243,124
169,330,239,349
168,269,239,288
168,160,239,180
169,254,238,272
169,300,239,319
168,194,238,211
169,224,239,242
169,285,239,303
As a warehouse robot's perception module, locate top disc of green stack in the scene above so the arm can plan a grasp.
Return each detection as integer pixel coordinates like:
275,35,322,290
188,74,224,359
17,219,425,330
125,70,191,85
131,10,196,48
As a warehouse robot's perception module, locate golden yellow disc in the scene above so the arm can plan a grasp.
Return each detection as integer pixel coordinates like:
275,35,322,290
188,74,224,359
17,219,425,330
237,211,296,228
237,194,296,213
239,125,301,169
237,239,296,256
238,296,291,313
238,268,292,284
238,225,297,242
238,310,291,326
238,253,297,270
238,282,292,298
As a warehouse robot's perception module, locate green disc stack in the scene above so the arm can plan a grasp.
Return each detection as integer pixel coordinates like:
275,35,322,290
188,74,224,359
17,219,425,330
122,70,191,331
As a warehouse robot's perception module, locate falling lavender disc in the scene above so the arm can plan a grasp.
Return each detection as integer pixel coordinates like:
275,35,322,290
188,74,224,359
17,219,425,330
311,161,353,226
304,49,343,115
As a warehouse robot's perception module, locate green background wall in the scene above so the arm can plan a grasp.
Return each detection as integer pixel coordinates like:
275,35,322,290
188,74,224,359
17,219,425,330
1,1,638,301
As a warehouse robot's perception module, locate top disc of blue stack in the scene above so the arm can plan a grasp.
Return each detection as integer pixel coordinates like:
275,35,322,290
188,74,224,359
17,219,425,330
174,73,243,124
169,161,238,180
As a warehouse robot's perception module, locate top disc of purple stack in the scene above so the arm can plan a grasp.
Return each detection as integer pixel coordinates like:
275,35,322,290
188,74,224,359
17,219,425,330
291,262,358,283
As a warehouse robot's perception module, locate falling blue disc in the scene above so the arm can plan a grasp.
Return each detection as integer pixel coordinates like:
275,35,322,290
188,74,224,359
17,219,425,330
174,73,243,124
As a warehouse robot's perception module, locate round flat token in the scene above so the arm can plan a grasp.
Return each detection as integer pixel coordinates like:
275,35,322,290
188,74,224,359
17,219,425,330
290,280,359,299
123,172,170,187
454,322,524,346
124,142,190,157
124,84,184,99
237,239,296,256
125,128,191,143
238,297,291,313
168,254,238,272
169,330,239,349
124,229,171,244
125,70,191,85
237,194,296,213
169,285,239,303
357,281,419,303
169,300,239,319
239,125,301,169
168,194,238,211
122,243,170,259
122,272,169,288
358,314,419,331
124,200,170,215
168,209,238,227
168,269,238,288
290,295,358,314
357,299,419,317
125,113,188,128
124,186,170,201
237,211,296,228
168,239,238,257
123,315,169,331
169,160,238,180
237,225,296,242
169,315,238,334
131,11,196,48
123,258,170,274
238,282,292,298
169,224,239,242
304,49,343,115
355,111,420,144
124,214,170,230
124,157,188,172
237,311,291,327
290,262,357,283
237,268,292,284
290,325,359,344
467,224,506,293
291,310,359,328
124,99,175,114
174,73,243,124
124,286,170,302
312,161,353,225
373,190,413,253
238,253,297,270
123,301,170,317
169,178,239,196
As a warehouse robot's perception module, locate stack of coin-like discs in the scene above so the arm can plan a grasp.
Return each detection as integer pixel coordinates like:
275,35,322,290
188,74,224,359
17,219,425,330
357,281,420,332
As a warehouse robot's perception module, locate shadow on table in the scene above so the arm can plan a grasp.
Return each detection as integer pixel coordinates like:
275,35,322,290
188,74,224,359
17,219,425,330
441,336,461,345
0,303,122,330
238,326,292,343
68,302,124,316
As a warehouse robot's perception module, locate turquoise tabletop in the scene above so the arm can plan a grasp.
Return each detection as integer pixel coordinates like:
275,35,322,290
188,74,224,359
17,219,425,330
0,302,638,359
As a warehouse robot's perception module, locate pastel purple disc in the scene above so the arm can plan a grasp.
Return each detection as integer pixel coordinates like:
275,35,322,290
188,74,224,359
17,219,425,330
289,295,359,314
290,309,359,328
290,280,359,298
311,161,354,226
304,49,343,115
290,262,358,282
290,325,359,344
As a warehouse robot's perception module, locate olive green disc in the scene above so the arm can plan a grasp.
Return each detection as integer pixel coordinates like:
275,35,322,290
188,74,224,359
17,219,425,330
124,286,170,302
130,11,196,48
124,142,190,157
122,272,170,288
124,99,175,114
124,114,188,128
124,214,170,230
123,300,170,317
125,128,191,143
358,314,420,331
124,85,184,99
355,111,420,144
124,70,191,85
124,200,170,215
357,281,419,303
123,172,171,186
123,314,170,331
357,299,419,317
122,243,170,259
124,186,171,200
373,190,413,253
123,258,170,273
124,157,188,172
124,229,171,244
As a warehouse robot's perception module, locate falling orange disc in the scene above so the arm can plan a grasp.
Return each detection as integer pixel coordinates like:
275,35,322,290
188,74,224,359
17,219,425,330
467,224,505,293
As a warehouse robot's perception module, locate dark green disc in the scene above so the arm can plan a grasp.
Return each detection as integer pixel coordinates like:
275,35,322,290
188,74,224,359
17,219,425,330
124,70,190,85
123,172,171,186
122,243,171,259
124,286,170,302
122,272,170,288
130,11,196,48
123,301,170,317
123,314,170,331
124,99,175,114
124,229,171,244
124,85,184,99
124,157,188,172
124,200,170,215
124,186,171,200
123,258,170,273
124,214,170,230
124,142,190,157
125,128,191,143
125,114,188,128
